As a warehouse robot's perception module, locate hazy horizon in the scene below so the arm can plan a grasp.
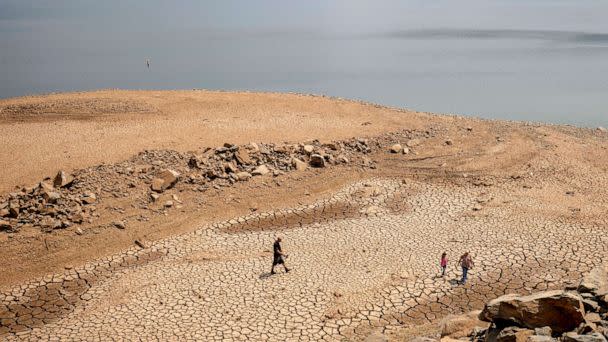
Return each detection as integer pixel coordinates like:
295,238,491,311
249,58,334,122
1,0,607,126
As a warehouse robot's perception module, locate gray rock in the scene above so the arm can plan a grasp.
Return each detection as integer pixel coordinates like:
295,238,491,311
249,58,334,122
440,310,489,339
578,265,608,297
0,220,12,231
53,170,74,188
336,155,349,164
495,326,534,342
223,162,238,174
291,157,307,171
303,145,315,154
534,327,552,336
389,144,403,153
562,332,607,342
309,154,325,168
151,169,180,192
235,149,252,165
235,172,252,181
113,221,126,229
252,165,270,176
82,191,97,204
527,336,556,342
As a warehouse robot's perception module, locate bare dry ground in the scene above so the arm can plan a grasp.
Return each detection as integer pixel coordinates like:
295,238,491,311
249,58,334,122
0,90,607,340
0,90,427,193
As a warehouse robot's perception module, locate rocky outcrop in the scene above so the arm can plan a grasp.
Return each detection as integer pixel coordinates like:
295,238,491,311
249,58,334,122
472,265,608,342
578,265,608,297
441,310,489,339
414,266,608,342
479,290,586,333
0,128,434,234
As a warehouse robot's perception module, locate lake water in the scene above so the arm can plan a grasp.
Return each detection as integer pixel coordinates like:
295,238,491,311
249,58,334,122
1,2,607,127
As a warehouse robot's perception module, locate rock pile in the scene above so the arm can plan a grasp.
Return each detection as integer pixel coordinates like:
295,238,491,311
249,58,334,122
0,171,97,233
439,265,608,342
0,128,435,233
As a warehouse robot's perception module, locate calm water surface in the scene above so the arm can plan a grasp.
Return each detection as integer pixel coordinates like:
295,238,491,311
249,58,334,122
1,1,607,126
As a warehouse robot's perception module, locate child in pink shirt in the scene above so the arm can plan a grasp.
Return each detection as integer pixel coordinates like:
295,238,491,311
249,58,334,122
440,252,448,276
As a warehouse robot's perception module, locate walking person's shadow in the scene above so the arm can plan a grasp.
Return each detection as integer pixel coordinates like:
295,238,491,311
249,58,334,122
259,272,273,280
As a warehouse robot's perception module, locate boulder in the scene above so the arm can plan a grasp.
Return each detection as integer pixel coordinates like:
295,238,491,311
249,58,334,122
39,182,60,203
223,162,238,174
0,220,12,231
69,212,85,224
440,310,489,339
82,191,97,204
252,165,270,176
113,221,126,229
53,170,74,188
402,147,410,154
303,145,315,154
562,332,607,342
188,156,203,169
40,216,62,230
527,336,556,342
42,191,61,204
479,290,585,334
598,127,607,133
273,145,290,154
151,169,180,192
235,172,252,181
534,327,552,336
324,142,339,151
495,326,535,342
578,265,608,296
390,144,403,153
236,150,252,165
292,158,307,171
337,155,349,164
310,154,325,168
7,202,20,217
247,142,260,152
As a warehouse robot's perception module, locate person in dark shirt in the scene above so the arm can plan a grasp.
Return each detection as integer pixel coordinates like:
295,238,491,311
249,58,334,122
271,237,290,275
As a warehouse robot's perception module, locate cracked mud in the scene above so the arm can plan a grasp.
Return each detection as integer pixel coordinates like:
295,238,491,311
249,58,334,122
2,176,607,341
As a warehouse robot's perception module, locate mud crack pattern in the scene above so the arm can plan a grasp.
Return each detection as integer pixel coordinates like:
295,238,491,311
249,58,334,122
1,178,607,341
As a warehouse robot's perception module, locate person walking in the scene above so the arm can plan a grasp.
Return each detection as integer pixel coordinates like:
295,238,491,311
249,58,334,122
458,252,474,284
271,237,290,275
440,252,448,277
